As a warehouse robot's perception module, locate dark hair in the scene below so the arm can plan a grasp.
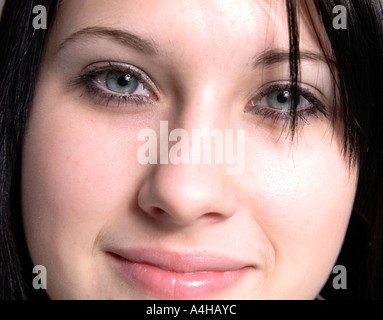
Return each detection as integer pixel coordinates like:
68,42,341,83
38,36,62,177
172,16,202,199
0,0,59,299
311,0,383,299
0,0,382,299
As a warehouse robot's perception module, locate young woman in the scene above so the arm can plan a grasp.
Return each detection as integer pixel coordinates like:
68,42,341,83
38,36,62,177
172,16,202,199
1,0,382,300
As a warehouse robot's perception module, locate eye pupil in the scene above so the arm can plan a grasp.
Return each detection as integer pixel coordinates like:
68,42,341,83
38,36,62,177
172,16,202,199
277,91,290,104
117,74,131,87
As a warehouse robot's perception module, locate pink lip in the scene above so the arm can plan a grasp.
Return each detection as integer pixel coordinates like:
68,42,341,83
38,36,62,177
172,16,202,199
107,249,252,299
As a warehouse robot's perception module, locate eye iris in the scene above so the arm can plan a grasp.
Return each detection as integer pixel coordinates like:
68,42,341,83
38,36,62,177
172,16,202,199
106,71,139,94
265,90,293,111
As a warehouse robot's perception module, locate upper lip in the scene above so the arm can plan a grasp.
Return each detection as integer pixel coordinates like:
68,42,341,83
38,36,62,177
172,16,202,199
108,248,251,273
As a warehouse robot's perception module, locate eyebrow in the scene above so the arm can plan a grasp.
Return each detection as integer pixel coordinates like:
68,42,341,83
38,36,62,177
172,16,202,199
57,26,159,55
58,27,333,69
253,49,335,69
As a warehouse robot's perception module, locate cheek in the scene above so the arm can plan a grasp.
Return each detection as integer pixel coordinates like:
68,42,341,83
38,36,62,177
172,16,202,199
21,89,149,296
240,127,357,297
22,112,137,221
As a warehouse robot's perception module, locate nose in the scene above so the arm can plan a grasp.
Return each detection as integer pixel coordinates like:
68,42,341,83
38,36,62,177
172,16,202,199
137,163,238,227
137,129,239,227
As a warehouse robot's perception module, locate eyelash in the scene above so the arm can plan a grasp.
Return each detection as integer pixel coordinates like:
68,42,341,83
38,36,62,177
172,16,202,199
246,83,329,124
70,62,157,108
71,63,328,127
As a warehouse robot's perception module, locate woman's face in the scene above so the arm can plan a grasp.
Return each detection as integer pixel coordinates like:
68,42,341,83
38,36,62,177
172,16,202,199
22,0,358,299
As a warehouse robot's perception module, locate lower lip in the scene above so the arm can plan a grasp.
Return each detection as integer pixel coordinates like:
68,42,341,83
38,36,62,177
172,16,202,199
108,253,250,299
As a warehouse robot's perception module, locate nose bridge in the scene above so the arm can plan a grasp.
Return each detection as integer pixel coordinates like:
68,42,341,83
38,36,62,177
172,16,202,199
174,71,238,135
136,85,240,227
170,40,238,121
163,72,238,173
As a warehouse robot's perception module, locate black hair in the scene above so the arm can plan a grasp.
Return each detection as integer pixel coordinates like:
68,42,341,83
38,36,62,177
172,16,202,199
0,0,59,299
311,0,383,299
0,0,382,299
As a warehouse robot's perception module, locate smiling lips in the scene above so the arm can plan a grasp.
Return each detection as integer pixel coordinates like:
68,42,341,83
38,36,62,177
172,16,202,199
107,249,253,299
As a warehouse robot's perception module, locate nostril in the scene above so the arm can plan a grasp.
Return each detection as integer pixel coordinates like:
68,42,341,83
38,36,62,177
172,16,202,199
149,207,166,217
204,212,224,220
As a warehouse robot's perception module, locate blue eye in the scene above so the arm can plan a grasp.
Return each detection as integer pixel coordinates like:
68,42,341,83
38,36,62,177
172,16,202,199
106,71,139,94
266,90,310,111
245,83,329,125
104,70,151,96
71,62,158,108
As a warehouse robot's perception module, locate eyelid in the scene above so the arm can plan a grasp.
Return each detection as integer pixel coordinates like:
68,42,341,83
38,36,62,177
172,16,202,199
253,82,319,101
69,61,160,109
79,61,159,98
250,81,329,115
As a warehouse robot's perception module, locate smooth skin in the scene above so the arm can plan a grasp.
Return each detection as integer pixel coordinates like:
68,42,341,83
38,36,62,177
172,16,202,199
22,0,357,299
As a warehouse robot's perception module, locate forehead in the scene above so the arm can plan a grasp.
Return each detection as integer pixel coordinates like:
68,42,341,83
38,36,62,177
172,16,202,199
51,0,323,57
